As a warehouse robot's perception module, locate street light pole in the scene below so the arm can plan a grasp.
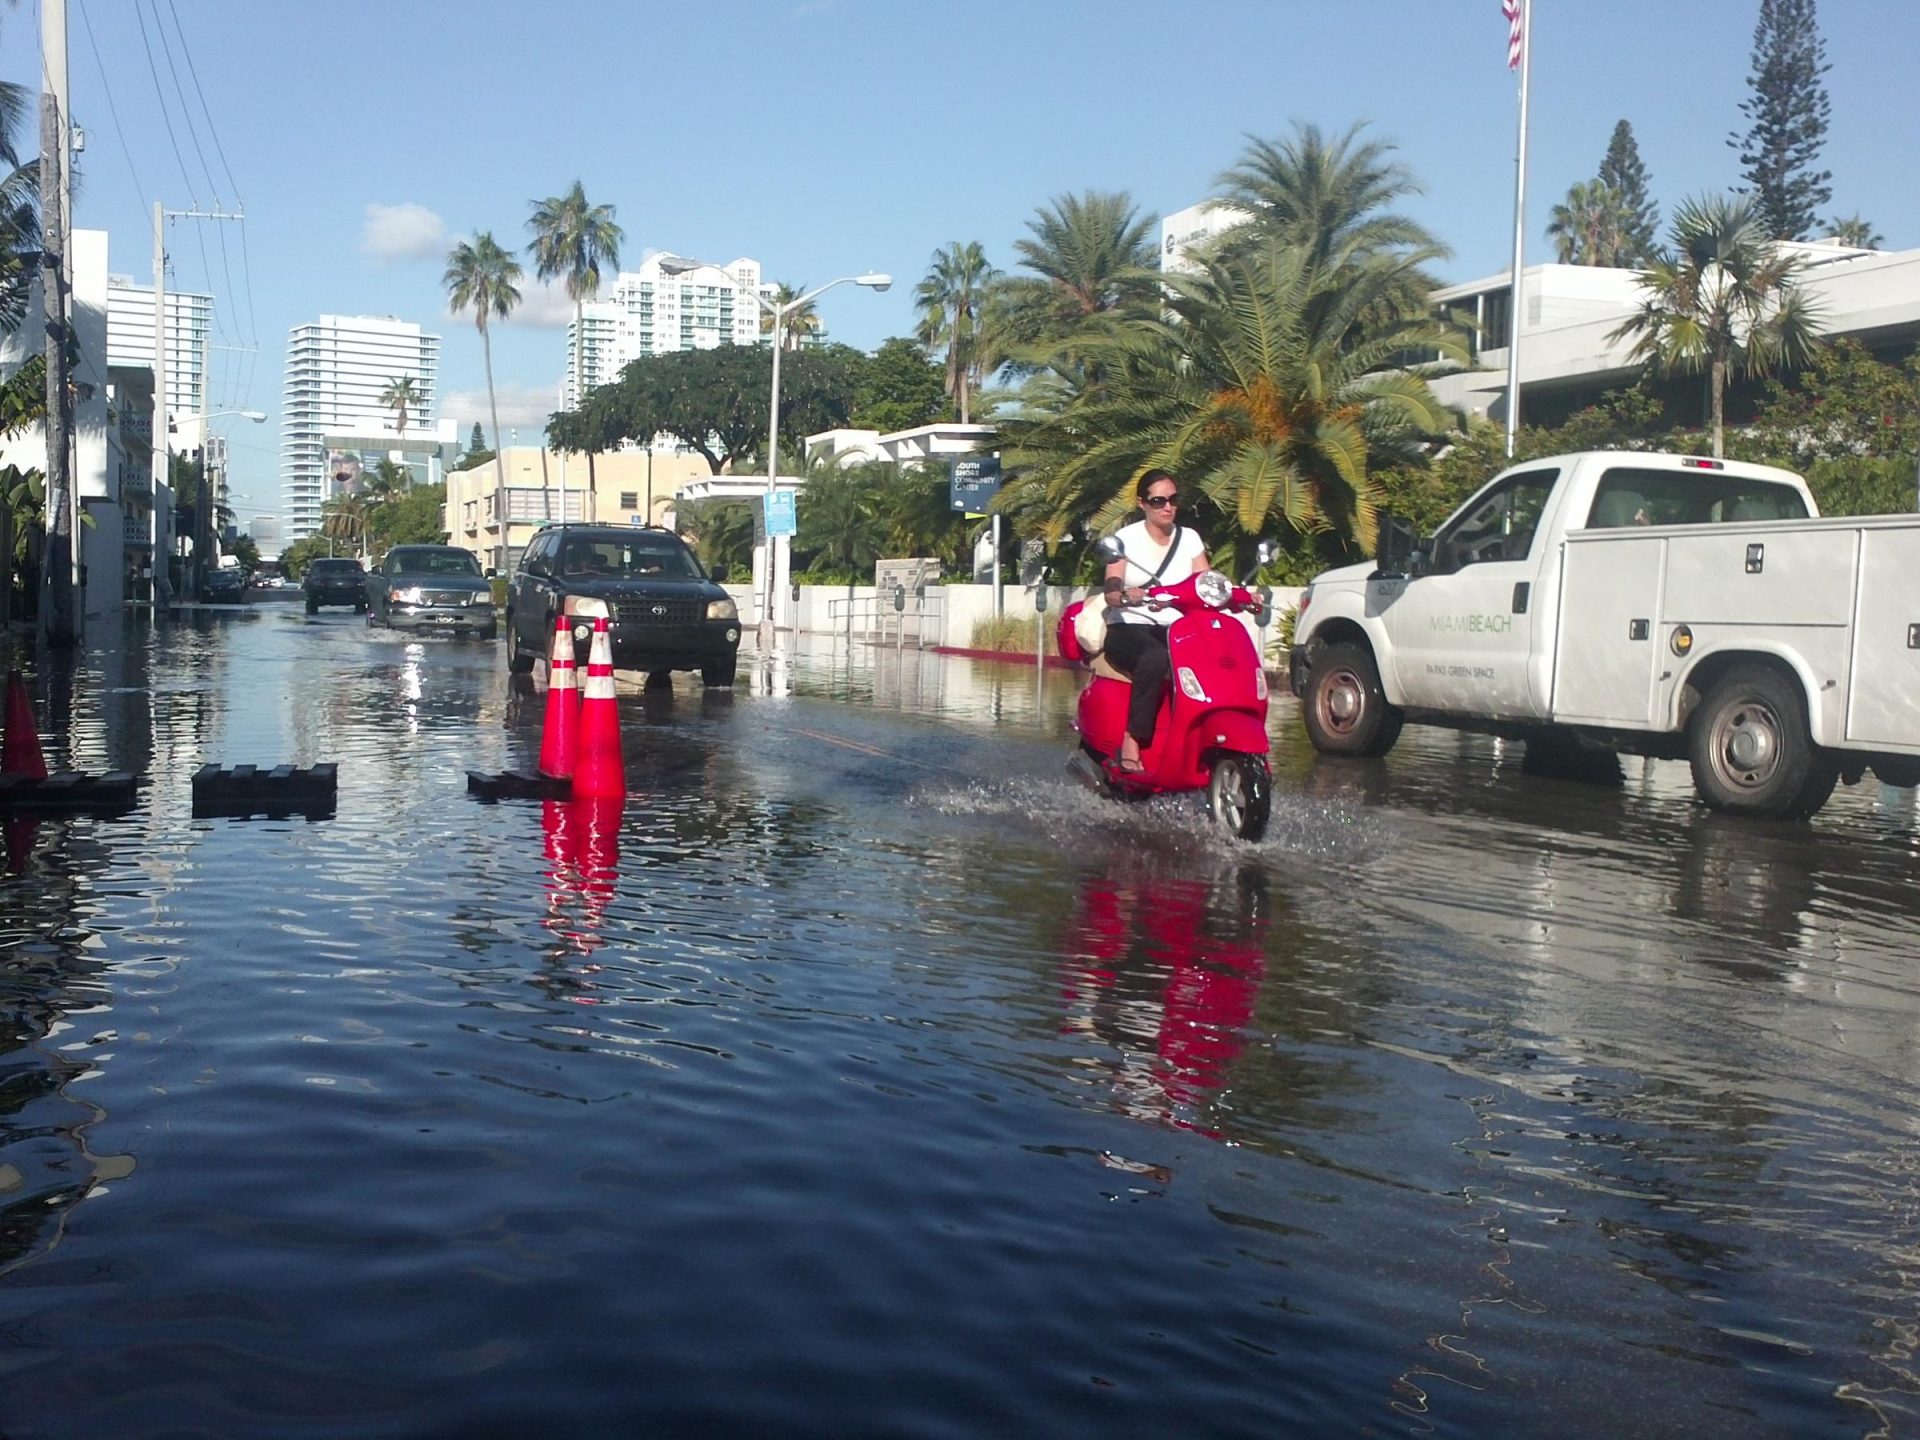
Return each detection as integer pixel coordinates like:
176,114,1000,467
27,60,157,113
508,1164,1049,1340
657,260,892,653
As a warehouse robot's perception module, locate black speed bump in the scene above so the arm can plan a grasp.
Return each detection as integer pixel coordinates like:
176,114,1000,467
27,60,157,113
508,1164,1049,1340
192,763,337,819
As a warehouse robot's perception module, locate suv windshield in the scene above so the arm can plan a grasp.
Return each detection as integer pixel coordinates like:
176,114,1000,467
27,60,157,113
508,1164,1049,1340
558,535,703,581
390,549,481,576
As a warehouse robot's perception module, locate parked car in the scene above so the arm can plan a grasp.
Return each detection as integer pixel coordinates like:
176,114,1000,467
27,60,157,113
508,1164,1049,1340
303,557,367,614
505,524,739,686
366,545,496,639
200,567,248,605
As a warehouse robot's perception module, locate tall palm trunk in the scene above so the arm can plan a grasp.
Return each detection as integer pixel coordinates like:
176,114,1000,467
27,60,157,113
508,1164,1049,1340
483,323,507,566
1710,352,1726,459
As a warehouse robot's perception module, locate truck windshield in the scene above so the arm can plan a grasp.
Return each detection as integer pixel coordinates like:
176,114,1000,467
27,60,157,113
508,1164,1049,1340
1586,468,1809,528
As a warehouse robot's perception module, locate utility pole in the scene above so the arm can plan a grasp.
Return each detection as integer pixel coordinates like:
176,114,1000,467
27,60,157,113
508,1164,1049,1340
38,0,74,647
152,201,243,605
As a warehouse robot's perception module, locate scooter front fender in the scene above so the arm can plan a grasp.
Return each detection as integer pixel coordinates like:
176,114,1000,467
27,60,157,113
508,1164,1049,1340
1188,708,1270,759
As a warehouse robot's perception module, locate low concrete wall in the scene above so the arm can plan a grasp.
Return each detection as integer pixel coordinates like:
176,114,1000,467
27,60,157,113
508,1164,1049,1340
726,581,1307,661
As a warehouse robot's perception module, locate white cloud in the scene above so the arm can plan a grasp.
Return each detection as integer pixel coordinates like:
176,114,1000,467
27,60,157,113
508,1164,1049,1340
441,382,565,434
361,203,447,263
504,280,579,329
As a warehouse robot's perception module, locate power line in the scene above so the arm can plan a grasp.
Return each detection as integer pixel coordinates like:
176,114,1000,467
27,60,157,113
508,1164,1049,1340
130,0,195,203
74,0,146,206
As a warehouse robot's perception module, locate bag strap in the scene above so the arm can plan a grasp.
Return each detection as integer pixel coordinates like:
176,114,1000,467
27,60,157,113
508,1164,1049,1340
1147,526,1183,584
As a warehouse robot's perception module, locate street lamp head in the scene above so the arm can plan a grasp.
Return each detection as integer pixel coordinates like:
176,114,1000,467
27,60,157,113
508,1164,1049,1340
238,410,267,423
856,272,892,293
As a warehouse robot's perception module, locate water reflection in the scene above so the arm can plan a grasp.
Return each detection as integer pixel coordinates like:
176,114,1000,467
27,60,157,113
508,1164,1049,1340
1059,857,1269,1137
539,796,623,994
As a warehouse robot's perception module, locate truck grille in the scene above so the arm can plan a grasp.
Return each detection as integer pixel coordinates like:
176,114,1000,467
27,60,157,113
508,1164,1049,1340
421,589,478,607
612,596,703,627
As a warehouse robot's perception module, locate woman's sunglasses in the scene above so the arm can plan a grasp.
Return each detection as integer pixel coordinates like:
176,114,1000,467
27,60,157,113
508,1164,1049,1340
1143,494,1180,510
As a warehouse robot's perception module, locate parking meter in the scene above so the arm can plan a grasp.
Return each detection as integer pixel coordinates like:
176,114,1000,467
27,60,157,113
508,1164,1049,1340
893,584,906,612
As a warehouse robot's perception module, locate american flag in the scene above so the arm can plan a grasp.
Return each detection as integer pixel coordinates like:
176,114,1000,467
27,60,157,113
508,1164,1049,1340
1502,0,1524,70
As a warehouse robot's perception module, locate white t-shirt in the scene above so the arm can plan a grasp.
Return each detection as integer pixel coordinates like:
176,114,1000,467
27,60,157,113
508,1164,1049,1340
1109,520,1207,627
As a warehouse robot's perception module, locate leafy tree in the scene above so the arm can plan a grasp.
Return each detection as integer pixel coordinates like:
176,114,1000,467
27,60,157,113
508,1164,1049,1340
985,191,1161,374
794,462,883,586
1824,214,1881,248
379,375,422,436
363,456,408,505
1730,0,1833,240
999,237,1461,565
527,180,623,406
368,483,450,552
465,422,488,458
1547,180,1636,266
674,497,755,578
444,231,522,513
582,343,862,475
1608,193,1824,456
0,79,38,337
1598,119,1660,263
851,338,950,432
228,534,260,573
279,535,330,578
915,241,997,423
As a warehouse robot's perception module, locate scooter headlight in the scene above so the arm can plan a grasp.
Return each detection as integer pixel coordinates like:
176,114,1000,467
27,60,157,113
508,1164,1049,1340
1195,569,1233,609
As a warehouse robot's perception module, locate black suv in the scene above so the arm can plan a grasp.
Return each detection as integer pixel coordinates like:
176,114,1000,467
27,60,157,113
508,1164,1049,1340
506,525,739,687
304,557,367,614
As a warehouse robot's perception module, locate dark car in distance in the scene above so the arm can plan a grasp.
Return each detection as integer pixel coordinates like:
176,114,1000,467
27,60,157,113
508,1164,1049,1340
200,567,248,604
366,545,496,640
505,524,739,687
304,557,368,614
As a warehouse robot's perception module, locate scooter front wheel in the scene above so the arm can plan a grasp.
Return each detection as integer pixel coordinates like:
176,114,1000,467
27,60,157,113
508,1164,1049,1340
1208,753,1272,842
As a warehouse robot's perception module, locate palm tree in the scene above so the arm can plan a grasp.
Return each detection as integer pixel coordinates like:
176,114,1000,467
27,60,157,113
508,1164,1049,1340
378,376,423,437
986,191,1160,374
1547,180,1637,267
1608,193,1824,457
915,241,998,424
444,231,522,552
1217,122,1448,281
1001,239,1462,561
761,282,819,350
527,181,623,409
0,79,38,337
1825,214,1882,249
320,493,369,559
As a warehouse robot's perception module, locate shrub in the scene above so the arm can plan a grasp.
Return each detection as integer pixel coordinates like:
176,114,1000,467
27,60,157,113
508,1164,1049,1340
969,615,1040,652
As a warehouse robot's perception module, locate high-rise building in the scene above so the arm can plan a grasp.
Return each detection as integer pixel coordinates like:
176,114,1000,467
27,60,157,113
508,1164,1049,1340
105,277,214,436
1159,201,1252,275
282,315,441,542
561,252,768,408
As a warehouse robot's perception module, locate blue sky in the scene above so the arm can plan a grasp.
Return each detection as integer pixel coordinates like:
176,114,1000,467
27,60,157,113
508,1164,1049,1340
8,0,1918,518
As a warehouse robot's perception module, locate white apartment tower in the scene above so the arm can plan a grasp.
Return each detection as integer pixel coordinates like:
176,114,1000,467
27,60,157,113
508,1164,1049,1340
105,277,214,437
562,252,767,408
282,315,441,542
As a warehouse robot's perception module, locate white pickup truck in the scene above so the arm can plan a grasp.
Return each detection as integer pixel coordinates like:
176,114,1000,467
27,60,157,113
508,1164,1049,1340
1287,450,1920,818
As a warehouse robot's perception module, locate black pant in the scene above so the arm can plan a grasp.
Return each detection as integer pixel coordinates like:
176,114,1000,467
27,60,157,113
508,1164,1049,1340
1103,624,1171,746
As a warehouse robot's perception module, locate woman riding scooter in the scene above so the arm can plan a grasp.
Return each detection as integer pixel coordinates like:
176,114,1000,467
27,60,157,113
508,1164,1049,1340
1102,470,1210,773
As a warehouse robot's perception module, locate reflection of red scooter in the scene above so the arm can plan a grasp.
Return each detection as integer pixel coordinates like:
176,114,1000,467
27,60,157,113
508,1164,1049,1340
1058,541,1277,841
1060,862,1270,1137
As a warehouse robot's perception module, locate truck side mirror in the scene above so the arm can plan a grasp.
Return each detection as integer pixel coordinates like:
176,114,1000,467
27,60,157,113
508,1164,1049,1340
1375,514,1420,577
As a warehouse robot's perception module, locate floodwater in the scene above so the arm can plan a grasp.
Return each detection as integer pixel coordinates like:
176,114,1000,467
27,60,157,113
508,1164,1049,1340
4,603,1920,1438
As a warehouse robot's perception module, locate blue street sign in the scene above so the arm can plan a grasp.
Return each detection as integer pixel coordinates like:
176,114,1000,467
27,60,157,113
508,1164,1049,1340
949,455,1002,514
766,489,797,538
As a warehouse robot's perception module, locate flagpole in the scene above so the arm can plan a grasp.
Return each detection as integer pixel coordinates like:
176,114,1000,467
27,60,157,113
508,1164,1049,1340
1503,0,1532,458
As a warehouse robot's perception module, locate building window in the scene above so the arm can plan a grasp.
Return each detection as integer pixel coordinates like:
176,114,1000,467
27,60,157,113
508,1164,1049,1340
620,492,638,508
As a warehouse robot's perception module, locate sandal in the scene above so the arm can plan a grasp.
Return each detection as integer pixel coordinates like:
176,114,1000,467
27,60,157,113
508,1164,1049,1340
1111,753,1147,774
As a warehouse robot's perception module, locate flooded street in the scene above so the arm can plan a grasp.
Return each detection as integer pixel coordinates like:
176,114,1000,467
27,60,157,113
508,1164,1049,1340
4,605,1920,1437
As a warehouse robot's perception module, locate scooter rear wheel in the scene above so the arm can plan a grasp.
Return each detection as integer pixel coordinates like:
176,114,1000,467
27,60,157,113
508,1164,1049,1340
1208,754,1272,842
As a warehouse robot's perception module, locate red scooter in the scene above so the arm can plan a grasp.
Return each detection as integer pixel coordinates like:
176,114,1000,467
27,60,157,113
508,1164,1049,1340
1058,541,1277,841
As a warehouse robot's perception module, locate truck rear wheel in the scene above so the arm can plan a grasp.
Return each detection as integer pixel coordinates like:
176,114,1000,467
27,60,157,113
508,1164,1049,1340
1301,641,1402,757
1689,664,1836,819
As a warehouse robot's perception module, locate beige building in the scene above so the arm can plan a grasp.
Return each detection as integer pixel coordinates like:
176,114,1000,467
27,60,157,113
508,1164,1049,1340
443,445,716,572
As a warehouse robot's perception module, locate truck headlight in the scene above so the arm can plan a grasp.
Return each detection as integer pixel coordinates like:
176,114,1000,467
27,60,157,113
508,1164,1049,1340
468,591,491,607
707,597,738,621
392,585,423,604
564,595,609,619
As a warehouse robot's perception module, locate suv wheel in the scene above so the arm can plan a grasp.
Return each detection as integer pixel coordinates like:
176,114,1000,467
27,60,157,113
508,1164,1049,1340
506,616,536,673
702,659,735,689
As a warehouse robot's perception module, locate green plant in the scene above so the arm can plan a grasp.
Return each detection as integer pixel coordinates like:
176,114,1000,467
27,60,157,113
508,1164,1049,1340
969,615,1039,652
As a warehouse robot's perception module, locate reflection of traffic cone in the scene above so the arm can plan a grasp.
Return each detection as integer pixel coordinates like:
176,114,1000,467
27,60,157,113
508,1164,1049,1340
2,669,46,780
5,815,37,874
538,617,580,779
573,617,626,801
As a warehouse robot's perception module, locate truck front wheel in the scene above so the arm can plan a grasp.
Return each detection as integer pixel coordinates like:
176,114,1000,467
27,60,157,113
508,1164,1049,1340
1301,641,1402,758
1689,665,1836,819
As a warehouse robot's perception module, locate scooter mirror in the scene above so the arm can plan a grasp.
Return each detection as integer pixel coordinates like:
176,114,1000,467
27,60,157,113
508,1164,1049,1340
1093,536,1126,564
1255,538,1280,566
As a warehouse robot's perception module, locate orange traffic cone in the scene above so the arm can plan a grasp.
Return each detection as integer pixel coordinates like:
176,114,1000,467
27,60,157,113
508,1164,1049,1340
2,669,46,780
538,617,580,779
573,617,626,801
